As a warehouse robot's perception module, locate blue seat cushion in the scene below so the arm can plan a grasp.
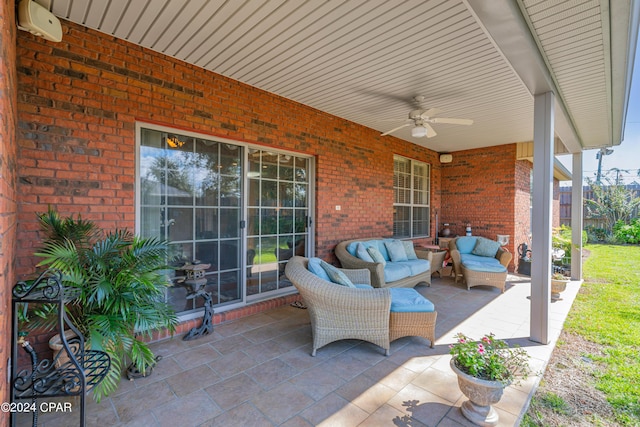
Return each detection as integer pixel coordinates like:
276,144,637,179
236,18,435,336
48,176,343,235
383,263,412,283
456,236,478,254
460,255,507,273
390,288,435,313
395,259,431,276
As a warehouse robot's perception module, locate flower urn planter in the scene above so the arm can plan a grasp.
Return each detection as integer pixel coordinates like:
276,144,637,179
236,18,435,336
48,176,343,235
49,329,80,368
551,278,569,301
450,359,506,426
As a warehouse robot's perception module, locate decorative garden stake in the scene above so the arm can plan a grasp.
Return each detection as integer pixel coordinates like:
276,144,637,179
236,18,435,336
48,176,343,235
179,263,215,340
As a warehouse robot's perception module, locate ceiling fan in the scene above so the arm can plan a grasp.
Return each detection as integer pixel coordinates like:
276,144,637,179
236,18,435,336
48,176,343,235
380,96,473,138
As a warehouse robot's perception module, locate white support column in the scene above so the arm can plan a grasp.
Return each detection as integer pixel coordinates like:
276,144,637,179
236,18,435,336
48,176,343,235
571,153,584,280
530,92,554,345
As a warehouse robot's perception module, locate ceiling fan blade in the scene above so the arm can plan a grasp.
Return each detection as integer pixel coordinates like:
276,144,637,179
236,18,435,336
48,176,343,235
381,123,411,136
431,117,474,125
359,90,417,108
425,123,437,138
420,108,441,118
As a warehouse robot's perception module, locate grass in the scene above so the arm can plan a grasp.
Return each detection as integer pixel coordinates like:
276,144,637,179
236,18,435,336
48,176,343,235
535,391,573,415
559,244,640,425
566,244,640,425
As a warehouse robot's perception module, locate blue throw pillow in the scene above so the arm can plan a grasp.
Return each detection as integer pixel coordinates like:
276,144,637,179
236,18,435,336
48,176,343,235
472,237,502,258
356,242,375,262
366,246,387,266
456,236,478,254
402,241,418,260
320,261,356,287
385,240,408,262
308,257,331,281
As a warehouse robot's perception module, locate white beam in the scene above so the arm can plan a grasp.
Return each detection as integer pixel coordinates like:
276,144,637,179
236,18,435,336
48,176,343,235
465,0,582,153
530,92,554,344
571,153,584,280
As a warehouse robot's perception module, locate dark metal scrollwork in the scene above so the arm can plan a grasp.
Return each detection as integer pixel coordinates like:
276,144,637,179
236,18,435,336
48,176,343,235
11,271,111,427
12,269,63,301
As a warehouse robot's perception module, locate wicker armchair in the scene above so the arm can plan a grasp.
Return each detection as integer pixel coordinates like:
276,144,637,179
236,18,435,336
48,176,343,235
285,256,392,356
449,237,512,292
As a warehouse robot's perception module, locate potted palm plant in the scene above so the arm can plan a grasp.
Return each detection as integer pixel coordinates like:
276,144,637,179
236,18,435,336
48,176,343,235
35,207,177,401
449,332,530,426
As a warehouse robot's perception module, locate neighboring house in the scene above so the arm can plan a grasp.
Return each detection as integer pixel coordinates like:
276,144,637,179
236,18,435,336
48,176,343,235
559,182,640,228
1,1,636,415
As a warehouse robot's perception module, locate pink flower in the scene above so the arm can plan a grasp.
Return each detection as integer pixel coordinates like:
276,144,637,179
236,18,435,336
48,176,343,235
477,344,485,354
482,336,491,344
458,338,466,344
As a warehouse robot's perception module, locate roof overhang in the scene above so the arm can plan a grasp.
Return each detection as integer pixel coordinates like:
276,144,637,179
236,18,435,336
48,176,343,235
40,0,639,154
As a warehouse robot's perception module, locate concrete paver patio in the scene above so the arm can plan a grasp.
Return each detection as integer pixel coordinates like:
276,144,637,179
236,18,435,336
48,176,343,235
20,268,580,426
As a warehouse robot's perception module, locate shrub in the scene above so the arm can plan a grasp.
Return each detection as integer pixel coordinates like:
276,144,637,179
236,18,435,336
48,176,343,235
586,226,608,243
613,218,640,244
552,225,587,265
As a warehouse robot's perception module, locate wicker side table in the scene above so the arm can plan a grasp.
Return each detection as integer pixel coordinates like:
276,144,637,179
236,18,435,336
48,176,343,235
429,250,448,277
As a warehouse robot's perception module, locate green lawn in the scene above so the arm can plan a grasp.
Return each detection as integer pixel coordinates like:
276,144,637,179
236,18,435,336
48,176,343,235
564,244,640,425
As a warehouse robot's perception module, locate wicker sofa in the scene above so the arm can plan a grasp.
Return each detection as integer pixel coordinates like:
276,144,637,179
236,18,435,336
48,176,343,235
335,238,433,288
285,256,437,356
448,236,512,292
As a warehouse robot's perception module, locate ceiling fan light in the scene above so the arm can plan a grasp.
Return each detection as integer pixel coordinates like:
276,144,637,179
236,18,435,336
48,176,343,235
411,126,428,138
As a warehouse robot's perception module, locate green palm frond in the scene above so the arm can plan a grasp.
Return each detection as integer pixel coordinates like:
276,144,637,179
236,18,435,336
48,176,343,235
32,208,177,400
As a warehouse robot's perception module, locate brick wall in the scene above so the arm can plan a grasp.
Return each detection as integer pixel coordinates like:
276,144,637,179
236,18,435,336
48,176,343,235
514,160,532,261
15,20,441,275
440,147,560,271
440,145,518,267
0,0,18,421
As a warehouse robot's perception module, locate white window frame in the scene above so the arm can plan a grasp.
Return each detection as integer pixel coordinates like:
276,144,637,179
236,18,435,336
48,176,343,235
135,122,315,321
393,155,431,238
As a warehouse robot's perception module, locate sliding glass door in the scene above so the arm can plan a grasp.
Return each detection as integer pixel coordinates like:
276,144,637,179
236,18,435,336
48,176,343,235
138,125,312,315
246,149,310,300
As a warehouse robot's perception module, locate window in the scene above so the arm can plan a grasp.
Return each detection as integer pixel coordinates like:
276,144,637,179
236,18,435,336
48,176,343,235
393,155,430,237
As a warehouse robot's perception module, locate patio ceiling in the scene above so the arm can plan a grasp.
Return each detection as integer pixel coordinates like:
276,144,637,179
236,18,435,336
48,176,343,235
46,0,638,154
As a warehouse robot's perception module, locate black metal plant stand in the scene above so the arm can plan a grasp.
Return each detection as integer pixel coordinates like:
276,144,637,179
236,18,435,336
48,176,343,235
11,270,110,427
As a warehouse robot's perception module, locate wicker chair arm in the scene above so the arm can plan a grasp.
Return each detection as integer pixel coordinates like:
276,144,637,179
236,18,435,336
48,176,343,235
496,248,513,268
414,249,433,262
315,284,391,314
335,240,386,288
449,248,462,281
449,248,461,265
340,268,371,285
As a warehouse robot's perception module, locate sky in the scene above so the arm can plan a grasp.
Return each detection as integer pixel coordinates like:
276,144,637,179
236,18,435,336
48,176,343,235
558,37,640,185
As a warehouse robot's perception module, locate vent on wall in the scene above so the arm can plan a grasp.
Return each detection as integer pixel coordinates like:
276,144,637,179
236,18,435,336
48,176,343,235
439,154,453,163
17,0,62,42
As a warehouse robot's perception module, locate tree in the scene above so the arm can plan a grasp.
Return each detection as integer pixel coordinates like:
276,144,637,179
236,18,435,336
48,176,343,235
585,177,640,235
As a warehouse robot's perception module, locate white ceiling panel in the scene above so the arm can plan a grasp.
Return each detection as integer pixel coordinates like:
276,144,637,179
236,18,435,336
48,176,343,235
46,0,637,152
520,0,611,148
